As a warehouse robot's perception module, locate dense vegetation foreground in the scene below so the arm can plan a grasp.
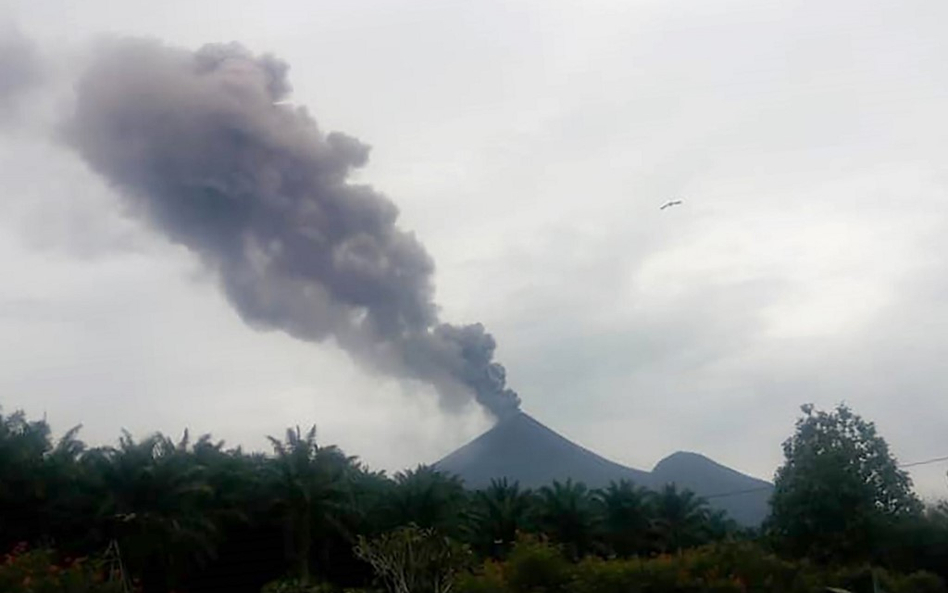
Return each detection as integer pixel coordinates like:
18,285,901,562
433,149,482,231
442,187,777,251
1,403,946,593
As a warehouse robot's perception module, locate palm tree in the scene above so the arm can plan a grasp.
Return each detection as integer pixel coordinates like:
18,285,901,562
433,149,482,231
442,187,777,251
267,425,354,583
596,480,652,557
650,483,709,554
88,430,217,593
537,480,598,559
387,466,467,537
39,425,101,551
0,409,53,549
702,508,739,543
469,479,535,557
348,465,396,537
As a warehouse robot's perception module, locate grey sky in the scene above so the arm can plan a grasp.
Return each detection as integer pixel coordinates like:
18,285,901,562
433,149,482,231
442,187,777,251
0,21,41,120
1,0,947,496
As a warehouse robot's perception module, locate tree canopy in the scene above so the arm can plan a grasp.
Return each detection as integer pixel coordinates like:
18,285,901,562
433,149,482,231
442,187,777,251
1,404,947,592
768,403,923,563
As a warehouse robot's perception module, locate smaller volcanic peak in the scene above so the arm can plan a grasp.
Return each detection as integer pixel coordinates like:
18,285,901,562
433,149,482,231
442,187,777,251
653,451,758,486
652,451,772,525
436,412,650,489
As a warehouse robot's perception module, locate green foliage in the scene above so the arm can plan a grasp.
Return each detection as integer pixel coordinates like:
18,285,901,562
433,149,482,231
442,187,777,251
650,483,712,553
468,479,535,558
536,480,598,559
260,577,339,593
0,410,54,548
769,404,923,563
268,426,355,583
85,430,220,592
387,466,467,535
570,554,744,593
824,565,947,593
2,405,948,592
354,525,471,593
893,571,947,593
499,535,571,593
577,540,775,593
459,537,947,593
595,480,652,558
0,545,126,593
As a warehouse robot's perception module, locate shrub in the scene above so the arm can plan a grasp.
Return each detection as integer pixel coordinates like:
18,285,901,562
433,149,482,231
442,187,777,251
571,553,749,593
458,539,948,593
455,562,506,593
261,578,340,593
502,536,571,593
825,566,947,593
354,525,472,593
0,544,126,593
892,571,948,593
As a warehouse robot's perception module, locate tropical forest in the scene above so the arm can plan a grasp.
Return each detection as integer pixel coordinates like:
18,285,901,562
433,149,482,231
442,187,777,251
1,403,946,593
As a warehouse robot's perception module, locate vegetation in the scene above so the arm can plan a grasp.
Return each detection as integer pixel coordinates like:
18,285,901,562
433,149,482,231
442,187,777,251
0,544,126,593
457,537,946,593
1,403,947,593
769,404,924,563
355,525,471,593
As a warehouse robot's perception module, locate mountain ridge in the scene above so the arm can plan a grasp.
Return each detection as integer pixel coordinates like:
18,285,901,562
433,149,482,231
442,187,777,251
435,412,772,525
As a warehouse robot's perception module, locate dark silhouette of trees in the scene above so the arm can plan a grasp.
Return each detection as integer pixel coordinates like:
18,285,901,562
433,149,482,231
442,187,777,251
595,479,652,557
768,403,923,564
0,410,52,547
468,478,535,557
536,480,599,559
87,431,218,592
650,483,711,553
387,465,467,535
266,425,353,583
1,404,946,592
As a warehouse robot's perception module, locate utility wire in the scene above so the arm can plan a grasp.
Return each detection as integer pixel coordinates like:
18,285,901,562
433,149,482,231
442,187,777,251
699,454,948,500
704,486,771,500
899,455,948,469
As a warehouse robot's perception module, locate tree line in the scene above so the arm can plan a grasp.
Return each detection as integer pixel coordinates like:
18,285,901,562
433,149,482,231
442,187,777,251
1,403,947,593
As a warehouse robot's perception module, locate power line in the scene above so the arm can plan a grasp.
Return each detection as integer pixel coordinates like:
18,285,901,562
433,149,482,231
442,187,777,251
704,486,771,500
899,455,948,469
700,454,948,500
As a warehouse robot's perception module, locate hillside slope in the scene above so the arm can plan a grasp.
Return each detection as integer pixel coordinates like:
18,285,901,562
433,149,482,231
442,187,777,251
436,412,651,488
651,451,772,526
435,412,772,525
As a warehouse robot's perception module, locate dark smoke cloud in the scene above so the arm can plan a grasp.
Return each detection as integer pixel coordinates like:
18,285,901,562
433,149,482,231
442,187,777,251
0,26,43,117
65,38,520,418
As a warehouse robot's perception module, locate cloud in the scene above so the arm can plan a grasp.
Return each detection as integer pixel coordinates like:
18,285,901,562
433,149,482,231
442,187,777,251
0,24,43,121
2,0,948,495
475,164,948,495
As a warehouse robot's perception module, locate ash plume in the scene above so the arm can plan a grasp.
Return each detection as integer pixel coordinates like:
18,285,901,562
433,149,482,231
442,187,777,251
64,38,520,418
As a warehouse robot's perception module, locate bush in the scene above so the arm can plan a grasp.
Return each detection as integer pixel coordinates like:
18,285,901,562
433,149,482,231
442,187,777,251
354,525,472,593
502,536,571,593
893,571,948,593
825,566,947,593
261,578,340,593
455,562,507,593
0,544,126,593
459,538,946,593
681,542,818,593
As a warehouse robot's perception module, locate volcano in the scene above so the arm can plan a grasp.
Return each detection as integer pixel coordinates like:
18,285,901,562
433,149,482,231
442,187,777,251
435,412,772,525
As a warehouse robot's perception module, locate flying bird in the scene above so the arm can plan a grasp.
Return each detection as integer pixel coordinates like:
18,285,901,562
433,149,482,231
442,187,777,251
660,199,683,210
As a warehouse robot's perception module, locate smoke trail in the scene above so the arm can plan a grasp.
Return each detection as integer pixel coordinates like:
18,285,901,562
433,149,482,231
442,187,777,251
65,38,520,418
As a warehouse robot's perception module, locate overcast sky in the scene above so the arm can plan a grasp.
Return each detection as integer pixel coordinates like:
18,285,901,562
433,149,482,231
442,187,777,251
1,0,947,497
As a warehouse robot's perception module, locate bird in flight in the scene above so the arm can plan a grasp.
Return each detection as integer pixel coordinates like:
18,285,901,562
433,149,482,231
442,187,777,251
660,199,683,210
